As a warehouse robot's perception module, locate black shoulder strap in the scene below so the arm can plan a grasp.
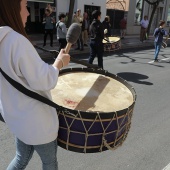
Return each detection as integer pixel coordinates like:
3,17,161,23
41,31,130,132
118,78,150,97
0,68,63,112
56,21,62,30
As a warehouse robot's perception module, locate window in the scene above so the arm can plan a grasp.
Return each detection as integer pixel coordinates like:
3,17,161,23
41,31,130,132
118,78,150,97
167,6,170,26
135,0,144,25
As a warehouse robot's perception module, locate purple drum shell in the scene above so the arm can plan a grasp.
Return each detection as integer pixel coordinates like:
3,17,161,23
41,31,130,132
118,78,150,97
57,68,136,153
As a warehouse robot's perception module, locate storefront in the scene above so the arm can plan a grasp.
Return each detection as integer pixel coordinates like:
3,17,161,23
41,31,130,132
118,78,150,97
106,0,129,35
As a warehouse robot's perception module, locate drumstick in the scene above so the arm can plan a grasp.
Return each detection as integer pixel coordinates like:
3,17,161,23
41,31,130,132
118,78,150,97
65,23,81,54
103,38,115,43
65,23,99,68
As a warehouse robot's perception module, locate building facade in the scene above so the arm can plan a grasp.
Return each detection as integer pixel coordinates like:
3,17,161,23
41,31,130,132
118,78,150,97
26,0,170,35
127,0,170,35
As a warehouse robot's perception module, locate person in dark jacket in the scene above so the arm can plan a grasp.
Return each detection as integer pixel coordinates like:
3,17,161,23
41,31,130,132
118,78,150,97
153,20,168,62
102,16,111,37
88,10,104,69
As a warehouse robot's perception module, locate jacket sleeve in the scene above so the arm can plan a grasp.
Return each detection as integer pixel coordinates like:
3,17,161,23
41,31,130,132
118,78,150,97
12,35,59,91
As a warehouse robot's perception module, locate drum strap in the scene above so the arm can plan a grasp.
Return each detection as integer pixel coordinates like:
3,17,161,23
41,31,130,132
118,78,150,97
0,68,64,122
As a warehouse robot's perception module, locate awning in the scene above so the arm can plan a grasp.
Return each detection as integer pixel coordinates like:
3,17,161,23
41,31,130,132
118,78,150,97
106,0,129,11
28,0,54,3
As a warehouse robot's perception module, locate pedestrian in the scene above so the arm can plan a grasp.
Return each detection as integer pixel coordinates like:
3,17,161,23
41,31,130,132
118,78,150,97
56,13,67,52
140,15,149,42
153,20,168,62
75,9,84,51
0,0,70,169
42,8,55,47
88,10,104,69
82,12,89,47
120,17,127,39
102,16,111,37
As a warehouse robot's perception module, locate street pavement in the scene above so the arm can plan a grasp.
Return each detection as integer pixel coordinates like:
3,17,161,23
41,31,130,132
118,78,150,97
29,33,157,60
1,35,170,170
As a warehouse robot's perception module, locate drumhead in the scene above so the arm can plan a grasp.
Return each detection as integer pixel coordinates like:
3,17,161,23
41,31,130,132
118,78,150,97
51,72,133,112
103,37,120,44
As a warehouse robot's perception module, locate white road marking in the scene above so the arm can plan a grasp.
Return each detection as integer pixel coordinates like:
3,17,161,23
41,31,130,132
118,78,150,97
162,163,170,170
148,58,170,63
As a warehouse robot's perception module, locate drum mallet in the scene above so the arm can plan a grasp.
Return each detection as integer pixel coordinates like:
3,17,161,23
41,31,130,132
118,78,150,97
65,23,99,68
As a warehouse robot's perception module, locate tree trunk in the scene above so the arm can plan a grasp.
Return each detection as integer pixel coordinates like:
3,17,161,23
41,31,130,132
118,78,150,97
147,3,159,36
67,0,75,28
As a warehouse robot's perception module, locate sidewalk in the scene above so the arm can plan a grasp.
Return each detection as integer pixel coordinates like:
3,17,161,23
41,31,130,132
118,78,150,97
28,34,157,60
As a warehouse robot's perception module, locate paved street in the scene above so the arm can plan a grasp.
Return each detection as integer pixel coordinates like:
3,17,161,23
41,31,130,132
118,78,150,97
1,46,170,170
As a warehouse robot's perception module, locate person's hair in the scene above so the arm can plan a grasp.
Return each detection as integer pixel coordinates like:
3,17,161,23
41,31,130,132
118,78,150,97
159,20,165,26
58,13,66,20
104,16,109,22
0,0,28,39
92,10,101,20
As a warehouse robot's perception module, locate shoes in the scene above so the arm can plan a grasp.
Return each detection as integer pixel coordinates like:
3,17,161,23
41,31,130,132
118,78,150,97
50,45,53,47
75,48,80,50
121,37,124,39
154,59,159,62
84,44,88,47
43,44,46,47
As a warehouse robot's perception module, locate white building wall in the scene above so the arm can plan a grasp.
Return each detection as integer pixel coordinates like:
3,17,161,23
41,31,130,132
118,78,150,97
77,0,106,21
56,0,106,22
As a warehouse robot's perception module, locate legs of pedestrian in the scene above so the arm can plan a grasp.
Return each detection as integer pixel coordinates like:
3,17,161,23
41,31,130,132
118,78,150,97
49,29,53,47
7,138,58,170
34,139,58,170
88,41,96,65
43,30,48,47
97,43,104,69
154,42,161,61
82,30,88,46
58,39,67,52
7,138,34,170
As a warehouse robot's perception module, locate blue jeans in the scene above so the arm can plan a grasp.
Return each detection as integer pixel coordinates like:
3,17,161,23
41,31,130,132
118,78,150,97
7,138,58,170
154,41,162,60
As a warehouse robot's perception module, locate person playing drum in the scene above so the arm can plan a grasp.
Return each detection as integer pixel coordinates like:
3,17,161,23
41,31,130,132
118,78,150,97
0,0,70,169
88,10,104,69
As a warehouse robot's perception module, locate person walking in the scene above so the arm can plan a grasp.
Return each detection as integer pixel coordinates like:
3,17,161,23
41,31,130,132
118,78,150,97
120,17,127,39
0,0,70,169
82,12,89,47
153,20,168,62
140,15,149,42
43,8,55,47
102,16,111,37
56,13,67,52
75,9,84,51
88,10,104,69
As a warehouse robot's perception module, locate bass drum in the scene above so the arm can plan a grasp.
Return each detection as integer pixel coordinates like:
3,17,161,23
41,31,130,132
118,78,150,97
103,37,121,52
51,68,136,153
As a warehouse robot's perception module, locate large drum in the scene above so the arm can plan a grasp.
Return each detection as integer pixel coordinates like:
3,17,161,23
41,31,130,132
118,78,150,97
51,68,136,153
103,37,121,52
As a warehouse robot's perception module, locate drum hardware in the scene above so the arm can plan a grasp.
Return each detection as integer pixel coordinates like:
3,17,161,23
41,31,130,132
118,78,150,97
162,28,170,49
162,35,169,48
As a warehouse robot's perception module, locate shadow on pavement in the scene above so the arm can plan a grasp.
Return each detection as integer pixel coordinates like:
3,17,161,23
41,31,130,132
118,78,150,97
117,72,153,86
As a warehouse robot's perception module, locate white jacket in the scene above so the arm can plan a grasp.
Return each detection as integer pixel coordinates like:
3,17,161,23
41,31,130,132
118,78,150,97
0,26,59,145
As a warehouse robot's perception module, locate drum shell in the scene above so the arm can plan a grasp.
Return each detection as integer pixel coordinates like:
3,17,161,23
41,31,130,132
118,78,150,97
103,37,121,52
56,68,136,153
